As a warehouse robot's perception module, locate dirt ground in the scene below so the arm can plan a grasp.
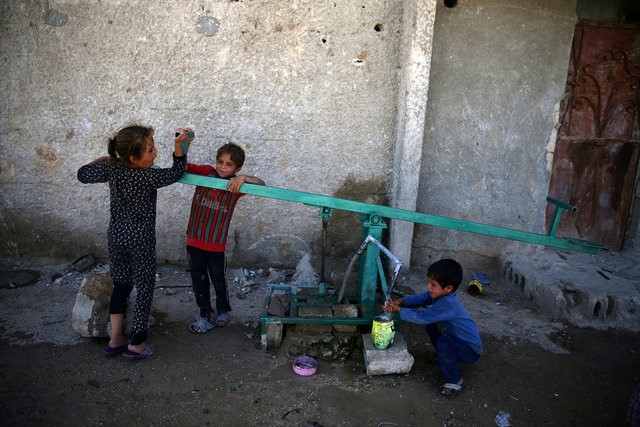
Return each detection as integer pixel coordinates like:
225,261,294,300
0,257,638,426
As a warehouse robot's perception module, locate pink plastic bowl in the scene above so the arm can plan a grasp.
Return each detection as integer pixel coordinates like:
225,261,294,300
292,355,318,376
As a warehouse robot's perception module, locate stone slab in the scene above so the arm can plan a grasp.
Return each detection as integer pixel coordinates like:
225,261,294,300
502,249,640,332
362,332,414,375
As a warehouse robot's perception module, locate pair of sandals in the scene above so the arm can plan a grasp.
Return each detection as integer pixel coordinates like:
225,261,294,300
188,312,228,334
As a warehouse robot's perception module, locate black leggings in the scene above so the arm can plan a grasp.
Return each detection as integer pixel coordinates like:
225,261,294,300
109,241,156,346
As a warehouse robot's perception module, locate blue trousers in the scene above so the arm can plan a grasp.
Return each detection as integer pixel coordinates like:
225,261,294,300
187,246,231,319
426,323,480,384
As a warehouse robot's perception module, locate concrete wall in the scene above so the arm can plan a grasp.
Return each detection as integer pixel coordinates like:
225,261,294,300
412,0,578,265
2,0,635,271
0,0,403,268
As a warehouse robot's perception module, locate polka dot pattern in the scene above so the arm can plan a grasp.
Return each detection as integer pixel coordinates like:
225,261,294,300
78,154,186,345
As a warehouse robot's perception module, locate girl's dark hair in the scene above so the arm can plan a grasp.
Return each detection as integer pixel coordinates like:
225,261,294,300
107,125,154,165
427,259,463,291
217,142,245,168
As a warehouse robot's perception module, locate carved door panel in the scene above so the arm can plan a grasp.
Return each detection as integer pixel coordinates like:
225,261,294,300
547,22,640,249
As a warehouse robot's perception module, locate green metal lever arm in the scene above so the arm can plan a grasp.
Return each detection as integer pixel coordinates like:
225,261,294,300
179,173,603,254
546,197,578,238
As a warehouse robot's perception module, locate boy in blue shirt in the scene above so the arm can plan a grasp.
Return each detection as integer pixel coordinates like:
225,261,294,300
384,258,482,397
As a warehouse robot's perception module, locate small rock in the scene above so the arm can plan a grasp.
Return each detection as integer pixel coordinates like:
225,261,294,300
71,273,113,337
71,254,95,273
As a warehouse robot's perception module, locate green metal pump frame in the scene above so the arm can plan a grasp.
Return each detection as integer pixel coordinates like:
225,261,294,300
179,173,603,345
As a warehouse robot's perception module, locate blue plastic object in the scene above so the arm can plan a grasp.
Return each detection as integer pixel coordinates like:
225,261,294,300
471,272,489,285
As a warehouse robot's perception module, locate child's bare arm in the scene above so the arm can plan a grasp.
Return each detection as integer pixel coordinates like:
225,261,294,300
383,299,403,313
240,175,265,186
226,174,265,193
174,128,194,157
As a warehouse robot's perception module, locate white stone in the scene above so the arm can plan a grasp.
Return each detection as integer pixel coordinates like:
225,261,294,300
363,332,415,375
71,273,112,338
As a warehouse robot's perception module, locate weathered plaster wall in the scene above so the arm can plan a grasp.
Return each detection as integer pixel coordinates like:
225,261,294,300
412,0,578,265
0,0,403,267
3,0,630,271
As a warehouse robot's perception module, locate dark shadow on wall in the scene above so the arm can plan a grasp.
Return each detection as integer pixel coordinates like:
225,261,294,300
326,175,389,259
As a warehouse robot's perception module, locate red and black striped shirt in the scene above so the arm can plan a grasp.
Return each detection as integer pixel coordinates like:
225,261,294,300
185,163,244,252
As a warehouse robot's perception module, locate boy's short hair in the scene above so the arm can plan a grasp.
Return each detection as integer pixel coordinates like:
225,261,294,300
427,259,463,291
217,143,245,168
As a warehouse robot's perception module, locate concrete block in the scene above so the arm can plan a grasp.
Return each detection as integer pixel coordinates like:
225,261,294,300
264,322,284,350
296,306,334,333
297,306,333,317
294,323,333,333
333,324,358,333
332,304,359,332
267,294,289,317
362,332,414,375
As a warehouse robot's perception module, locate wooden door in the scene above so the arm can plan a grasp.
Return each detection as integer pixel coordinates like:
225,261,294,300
547,21,640,249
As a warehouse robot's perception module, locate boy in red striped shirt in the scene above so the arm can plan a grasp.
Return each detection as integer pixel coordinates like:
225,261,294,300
185,142,265,332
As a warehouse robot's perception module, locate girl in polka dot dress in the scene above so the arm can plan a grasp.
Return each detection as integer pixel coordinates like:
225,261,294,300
77,125,191,359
